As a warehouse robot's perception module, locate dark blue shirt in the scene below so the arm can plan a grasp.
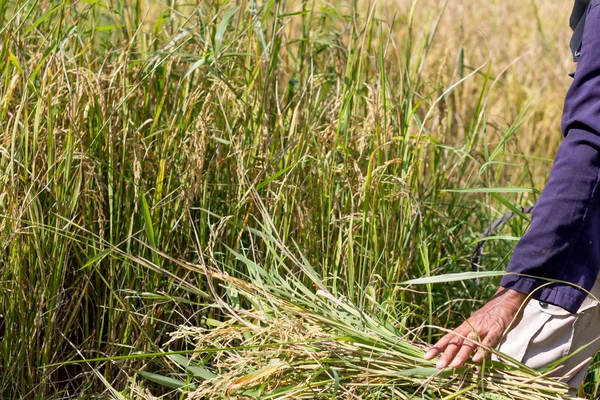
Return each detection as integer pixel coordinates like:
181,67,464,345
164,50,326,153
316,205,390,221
500,0,600,313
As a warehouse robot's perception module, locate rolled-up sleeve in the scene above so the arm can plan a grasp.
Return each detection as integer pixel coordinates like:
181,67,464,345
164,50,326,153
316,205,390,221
500,1,600,314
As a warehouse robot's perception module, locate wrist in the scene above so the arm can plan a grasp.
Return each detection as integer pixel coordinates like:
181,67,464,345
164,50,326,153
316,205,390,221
493,286,528,309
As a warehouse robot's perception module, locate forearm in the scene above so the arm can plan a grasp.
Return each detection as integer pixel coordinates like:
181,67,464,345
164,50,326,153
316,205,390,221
501,128,600,310
501,2,600,313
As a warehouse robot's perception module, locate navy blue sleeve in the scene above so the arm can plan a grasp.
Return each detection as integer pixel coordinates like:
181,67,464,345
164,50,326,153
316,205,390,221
500,1,600,313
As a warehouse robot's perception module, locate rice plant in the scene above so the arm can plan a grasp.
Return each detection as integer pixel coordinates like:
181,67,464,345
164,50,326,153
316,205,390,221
0,0,586,398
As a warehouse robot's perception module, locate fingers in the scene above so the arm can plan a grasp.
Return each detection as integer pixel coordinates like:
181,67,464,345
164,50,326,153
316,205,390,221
425,292,522,368
450,335,478,368
424,331,455,360
435,335,465,369
471,346,487,363
425,330,490,369
433,329,504,368
472,331,502,363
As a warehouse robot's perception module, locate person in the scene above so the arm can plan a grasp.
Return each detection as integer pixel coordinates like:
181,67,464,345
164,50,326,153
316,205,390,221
424,0,600,396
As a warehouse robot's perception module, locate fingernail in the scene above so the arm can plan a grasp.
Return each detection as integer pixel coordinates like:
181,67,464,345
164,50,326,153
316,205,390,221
450,360,461,368
424,350,433,360
436,360,445,369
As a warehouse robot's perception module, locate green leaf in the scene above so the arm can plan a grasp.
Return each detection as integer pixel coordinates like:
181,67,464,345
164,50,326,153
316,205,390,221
184,55,210,79
215,6,239,57
140,192,156,249
441,385,477,399
138,371,194,390
93,25,121,32
206,318,222,327
442,187,534,194
24,3,63,35
78,249,112,271
277,10,310,18
471,235,520,244
8,52,24,75
401,271,507,285
330,367,340,398
491,193,531,221
396,367,442,377
187,365,216,381
256,161,299,191
169,355,216,380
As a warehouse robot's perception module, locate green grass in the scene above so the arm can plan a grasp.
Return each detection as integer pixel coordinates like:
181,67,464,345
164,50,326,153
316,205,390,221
0,0,591,398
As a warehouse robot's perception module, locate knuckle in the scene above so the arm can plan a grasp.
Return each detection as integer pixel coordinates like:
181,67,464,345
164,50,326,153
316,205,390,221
464,341,476,349
437,335,452,345
484,332,500,345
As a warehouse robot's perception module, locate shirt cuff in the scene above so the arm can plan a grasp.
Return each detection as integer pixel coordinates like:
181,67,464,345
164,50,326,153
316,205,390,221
499,274,587,314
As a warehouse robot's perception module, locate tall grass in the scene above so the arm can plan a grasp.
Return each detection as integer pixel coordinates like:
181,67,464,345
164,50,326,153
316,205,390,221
0,0,584,398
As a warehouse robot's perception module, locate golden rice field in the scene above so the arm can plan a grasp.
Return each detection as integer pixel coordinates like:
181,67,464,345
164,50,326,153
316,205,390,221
0,0,592,398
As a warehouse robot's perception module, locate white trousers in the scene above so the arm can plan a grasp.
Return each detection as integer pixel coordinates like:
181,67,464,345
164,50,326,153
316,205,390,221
496,278,600,396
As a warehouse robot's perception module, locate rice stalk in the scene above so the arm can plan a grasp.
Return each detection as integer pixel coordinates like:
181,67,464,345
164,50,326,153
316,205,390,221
156,253,569,400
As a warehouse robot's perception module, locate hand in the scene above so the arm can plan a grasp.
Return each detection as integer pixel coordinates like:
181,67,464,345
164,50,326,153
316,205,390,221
424,286,528,369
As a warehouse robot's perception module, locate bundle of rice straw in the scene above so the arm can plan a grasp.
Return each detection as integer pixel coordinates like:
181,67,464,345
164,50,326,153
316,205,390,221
157,265,568,400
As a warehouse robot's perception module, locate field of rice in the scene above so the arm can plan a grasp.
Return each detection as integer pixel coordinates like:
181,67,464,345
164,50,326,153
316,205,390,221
1,0,596,398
